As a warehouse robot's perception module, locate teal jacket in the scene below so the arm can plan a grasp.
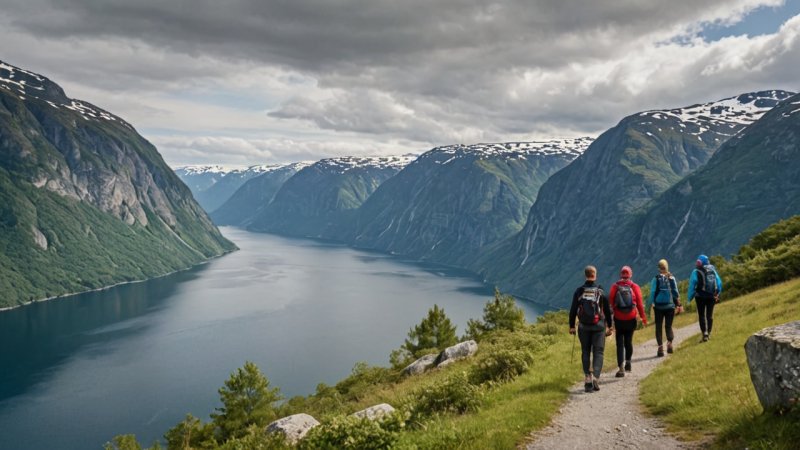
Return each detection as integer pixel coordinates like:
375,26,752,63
645,273,680,318
687,265,723,303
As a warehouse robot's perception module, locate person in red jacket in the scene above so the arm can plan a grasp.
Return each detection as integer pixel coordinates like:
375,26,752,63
608,266,647,377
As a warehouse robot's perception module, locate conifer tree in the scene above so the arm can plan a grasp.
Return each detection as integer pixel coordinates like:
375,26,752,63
211,361,282,441
402,304,458,358
466,288,526,340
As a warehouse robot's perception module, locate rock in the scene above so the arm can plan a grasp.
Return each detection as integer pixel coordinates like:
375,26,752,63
403,353,437,376
352,403,395,421
31,226,48,250
745,321,800,412
266,413,320,444
436,340,478,367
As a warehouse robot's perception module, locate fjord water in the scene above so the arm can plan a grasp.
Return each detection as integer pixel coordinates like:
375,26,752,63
0,227,543,449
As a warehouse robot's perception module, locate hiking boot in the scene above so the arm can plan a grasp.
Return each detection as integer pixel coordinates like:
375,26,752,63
584,382,593,393
667,342,674,354
616,368,625,378
657,346,664,357
624,361,632,372
592,380,600,391
702,334,709,343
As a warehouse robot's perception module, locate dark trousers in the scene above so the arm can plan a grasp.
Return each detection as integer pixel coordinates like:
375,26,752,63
654,308,675,346
614,318,636,366
696,297,716,335
578,326,606,377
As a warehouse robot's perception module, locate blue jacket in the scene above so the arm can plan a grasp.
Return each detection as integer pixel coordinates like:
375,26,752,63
687,265,723,303
646,273,680,316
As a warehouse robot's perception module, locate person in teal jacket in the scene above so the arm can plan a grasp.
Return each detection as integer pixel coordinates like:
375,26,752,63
646,259,682,356
687,254,723,342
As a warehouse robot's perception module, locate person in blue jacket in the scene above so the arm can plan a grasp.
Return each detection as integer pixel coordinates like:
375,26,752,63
687,254,723,342
645,259,682,357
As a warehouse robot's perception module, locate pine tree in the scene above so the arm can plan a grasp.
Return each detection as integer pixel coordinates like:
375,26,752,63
466,288,526,340
211,361,282,441
402,304,458,358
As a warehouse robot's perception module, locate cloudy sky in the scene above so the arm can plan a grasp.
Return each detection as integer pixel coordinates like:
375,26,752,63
1,0,799,167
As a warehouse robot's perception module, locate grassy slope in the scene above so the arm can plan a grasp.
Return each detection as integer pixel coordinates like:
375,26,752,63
640,277,800,449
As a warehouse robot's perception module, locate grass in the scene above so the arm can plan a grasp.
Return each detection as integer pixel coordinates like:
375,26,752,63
639,277,800,449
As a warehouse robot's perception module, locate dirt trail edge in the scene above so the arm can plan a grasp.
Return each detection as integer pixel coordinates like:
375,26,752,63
525,322,701,450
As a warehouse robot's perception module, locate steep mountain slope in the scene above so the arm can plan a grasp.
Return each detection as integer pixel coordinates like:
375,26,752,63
247,156,414,238
349,139,593,266
210,162,310,226
632,92,800,276
478,90,794,306
0,60,235,308
174,165,275,212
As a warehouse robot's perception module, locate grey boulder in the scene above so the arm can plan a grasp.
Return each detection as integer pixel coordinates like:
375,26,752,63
352,403,396,420
436,340,478,367
266,413,320,444
745,320,800,412
403,353,437,376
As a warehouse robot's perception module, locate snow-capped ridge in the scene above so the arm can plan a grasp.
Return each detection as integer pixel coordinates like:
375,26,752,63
419,137,594,165
312,155,417,173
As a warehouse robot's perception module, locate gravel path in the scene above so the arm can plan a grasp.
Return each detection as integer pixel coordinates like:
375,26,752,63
525,322,702,450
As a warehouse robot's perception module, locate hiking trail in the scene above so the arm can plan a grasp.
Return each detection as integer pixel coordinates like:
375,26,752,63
525,322,702,449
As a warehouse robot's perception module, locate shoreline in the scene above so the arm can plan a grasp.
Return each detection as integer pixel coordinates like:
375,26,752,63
0,248,237,313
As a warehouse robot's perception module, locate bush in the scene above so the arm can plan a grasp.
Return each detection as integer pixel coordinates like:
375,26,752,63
470,347,535,385
217,425,290,450
465,289,527,341
407,372,482,423
299,412,406,450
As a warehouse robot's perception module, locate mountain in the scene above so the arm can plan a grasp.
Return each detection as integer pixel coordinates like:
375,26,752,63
349,139,593,266
174,165,276,212
209,162,310,226
477,90,795,306
0,60,235,308
631,91,800,276
247,155,415,238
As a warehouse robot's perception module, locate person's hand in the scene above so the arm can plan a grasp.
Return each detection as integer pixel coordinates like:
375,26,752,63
714,295,720,304
605,327,613,337
642,320,648,328
569,327,576,335
676,305,684,315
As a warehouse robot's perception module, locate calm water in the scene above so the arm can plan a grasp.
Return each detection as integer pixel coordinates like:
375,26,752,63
0,228,544,449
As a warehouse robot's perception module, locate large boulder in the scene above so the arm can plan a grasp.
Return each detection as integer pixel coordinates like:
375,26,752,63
436,340,478,368
403,353,437,376
745,321,800,412
352,403,396,421
266,413,320,444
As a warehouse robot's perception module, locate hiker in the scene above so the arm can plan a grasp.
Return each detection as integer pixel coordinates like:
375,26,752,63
687,254,723,342
569,265,613,393
608,265,647,377
645,259,682,357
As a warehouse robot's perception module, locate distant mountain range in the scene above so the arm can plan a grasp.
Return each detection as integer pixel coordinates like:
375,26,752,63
174,164,287,212
0,60,235,308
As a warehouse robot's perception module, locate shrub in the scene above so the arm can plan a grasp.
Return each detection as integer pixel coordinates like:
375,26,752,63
465,289,526,341
211,361,282,441
406,372,482,423
217,425,289,450
299,412,406,450
470,347,535,385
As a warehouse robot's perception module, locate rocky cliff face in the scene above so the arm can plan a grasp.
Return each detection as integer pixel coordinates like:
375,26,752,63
632,92,800,276
478,91,794,306
247,156,414,238
349,139,592,266
210,162,310,226
0,60,235,307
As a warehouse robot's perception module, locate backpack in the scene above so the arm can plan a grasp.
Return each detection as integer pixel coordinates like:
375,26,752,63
577,287,604,325
614,283,634,312
696,265,718,298
654,274,673,306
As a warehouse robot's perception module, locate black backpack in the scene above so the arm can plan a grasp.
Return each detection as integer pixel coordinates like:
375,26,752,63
614,283,634,312
578,287,604,325
696,265,719,298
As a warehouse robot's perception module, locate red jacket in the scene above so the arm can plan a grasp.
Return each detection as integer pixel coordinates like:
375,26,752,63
608,279,647,324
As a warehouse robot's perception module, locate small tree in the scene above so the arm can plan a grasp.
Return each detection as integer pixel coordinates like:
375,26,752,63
401,304,458,359
164,414,215,449
466,289,526,341
211,361,282,441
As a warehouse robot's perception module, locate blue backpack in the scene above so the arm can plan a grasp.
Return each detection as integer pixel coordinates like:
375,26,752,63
654,274,673,306
696,265,719,298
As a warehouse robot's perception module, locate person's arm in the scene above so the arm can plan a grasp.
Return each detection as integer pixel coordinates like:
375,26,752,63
646,278,656,319
601,288,613,329
608,283,618,317
687,270,697,303
670,276,681,307
715,272,723,296
569,288,580,331
634,283,647,325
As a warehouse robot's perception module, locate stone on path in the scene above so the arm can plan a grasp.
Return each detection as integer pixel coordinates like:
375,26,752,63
266,413,319,444
745,320,800,412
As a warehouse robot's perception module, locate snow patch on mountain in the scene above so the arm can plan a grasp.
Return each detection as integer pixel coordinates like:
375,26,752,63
420,138,594,165
313,155,417,174
175,162,313,176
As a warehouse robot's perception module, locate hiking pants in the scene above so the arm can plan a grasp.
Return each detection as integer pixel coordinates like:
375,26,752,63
654,308,675,346
578,326,605,377
614,318,636,367
695,297,716,335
